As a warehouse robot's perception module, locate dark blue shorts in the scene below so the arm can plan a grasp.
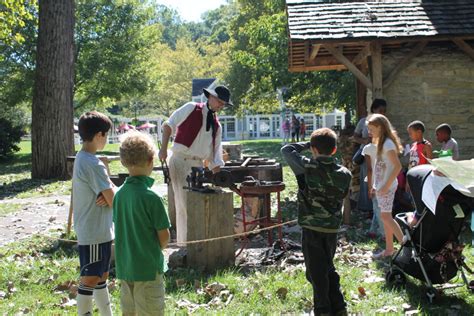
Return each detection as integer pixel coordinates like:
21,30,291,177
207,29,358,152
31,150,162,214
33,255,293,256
78,241,112,277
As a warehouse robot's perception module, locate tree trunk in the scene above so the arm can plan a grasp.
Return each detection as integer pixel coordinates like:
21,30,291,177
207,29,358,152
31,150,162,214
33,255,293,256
32,0,75,179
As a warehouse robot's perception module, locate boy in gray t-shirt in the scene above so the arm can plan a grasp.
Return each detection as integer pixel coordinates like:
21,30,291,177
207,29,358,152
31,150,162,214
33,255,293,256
73,111,115,316
435,123,459,160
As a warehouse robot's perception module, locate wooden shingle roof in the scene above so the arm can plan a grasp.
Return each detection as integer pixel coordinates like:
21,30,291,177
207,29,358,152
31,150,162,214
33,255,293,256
287,0,474,41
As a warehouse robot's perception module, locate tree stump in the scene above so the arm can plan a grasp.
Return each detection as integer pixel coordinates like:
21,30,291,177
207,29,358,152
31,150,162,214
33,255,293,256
187,190,235,271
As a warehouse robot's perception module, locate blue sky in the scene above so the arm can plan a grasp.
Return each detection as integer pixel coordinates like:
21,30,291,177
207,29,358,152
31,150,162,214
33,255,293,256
155,0,228,22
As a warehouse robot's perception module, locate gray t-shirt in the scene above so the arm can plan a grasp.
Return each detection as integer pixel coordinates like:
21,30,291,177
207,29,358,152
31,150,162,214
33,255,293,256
355,117,369,149
441,138,459,160
72,150,114,245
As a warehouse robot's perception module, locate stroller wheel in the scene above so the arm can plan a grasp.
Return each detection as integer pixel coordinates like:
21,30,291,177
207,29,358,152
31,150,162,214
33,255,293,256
385,268,406,287
425,288,438,303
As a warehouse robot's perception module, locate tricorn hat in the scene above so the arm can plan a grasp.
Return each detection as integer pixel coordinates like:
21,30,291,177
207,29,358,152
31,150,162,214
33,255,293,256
203,85,233,106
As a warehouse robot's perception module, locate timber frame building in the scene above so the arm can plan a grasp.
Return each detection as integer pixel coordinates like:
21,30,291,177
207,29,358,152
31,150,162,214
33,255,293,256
286,0,474,158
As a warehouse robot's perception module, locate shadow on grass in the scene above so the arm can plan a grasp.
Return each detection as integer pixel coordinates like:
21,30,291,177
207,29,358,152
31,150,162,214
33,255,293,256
0,177,62,199
0,153,32,176
238,140,286,163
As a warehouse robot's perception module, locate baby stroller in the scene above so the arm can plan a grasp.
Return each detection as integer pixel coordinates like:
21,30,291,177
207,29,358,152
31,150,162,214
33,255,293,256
385,165,474,302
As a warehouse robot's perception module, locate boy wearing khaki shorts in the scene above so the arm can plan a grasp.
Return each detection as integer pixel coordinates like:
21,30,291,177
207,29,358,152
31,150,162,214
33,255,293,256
113,131,171,315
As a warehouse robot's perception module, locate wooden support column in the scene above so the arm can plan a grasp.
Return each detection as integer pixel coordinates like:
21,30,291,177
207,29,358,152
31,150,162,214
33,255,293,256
453,38,474,60
370,41,383,99
325,44,372,89
355,60,368,120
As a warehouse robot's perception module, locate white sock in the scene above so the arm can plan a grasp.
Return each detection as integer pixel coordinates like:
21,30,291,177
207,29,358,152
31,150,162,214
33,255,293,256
77,283,94,315
93,281,113,316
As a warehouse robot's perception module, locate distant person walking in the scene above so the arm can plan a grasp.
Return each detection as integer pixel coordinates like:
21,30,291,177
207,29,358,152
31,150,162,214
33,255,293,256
282,118,290,144
291,115,300,142
300,118,306,141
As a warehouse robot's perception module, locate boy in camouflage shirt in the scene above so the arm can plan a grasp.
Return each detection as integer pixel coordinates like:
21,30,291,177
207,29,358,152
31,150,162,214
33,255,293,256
281,128,352,316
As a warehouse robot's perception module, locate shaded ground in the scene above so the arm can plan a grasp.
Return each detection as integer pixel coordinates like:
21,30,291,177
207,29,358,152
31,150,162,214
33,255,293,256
0,185,168,246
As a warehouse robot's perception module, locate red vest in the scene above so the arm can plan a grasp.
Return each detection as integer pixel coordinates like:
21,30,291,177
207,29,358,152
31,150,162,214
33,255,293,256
174,103,219,148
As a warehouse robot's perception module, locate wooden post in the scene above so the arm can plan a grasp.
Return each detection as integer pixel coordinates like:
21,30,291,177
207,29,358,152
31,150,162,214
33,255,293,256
370,41,383,99
66,191,73,235
355,60,368,120
187,190,235,271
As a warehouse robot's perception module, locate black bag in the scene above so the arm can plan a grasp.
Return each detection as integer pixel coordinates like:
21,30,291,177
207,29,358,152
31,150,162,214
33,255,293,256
352,146,365,165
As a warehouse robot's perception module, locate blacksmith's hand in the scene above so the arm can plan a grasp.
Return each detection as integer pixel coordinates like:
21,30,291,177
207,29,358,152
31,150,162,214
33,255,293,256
212,166,221,174
158,148,167,161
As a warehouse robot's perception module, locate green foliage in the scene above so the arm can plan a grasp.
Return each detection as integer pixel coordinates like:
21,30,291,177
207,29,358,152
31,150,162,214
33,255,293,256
0,117,24,161
226,0,355,116
0,0,37,49
74,0,159,112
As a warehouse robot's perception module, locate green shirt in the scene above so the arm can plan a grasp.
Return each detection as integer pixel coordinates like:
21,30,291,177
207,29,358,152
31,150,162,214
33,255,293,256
113,176,171,281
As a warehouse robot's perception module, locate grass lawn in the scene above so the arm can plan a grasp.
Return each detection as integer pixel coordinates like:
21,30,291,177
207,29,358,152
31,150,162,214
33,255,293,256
0,139,473,315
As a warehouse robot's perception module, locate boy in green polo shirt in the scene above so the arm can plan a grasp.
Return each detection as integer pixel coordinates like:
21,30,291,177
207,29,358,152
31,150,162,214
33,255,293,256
113,131,171,315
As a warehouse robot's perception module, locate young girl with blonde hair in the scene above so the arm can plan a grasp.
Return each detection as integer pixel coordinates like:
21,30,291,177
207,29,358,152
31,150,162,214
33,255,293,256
366,114,405,259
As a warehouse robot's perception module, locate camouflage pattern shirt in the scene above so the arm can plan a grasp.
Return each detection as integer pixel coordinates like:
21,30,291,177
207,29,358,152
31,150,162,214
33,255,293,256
281,142,352,233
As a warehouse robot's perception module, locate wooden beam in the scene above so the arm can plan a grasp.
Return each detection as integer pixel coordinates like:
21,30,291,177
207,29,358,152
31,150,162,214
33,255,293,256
309,44,321,61
356,60,368,119
383,40,428,90
352,45,371,65
289,64,347,72
324,44,372,89
453,38,474,60
370,41,383,98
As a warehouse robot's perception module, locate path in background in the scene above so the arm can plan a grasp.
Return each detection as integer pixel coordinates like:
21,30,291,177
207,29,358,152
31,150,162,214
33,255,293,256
0,184,168,246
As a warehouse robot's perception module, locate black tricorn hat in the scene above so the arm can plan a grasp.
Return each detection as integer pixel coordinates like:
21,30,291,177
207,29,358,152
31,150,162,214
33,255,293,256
203,85,233,106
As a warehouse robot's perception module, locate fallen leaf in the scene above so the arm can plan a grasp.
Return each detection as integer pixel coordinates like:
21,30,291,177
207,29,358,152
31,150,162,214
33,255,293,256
402,303,412,310
225,294,233,306
376,306,397,313
175,279,186,288
276,287,288,300
194,280,201,290
60,297,77,308
7,281,17,293
219,290,231,299
205,282,226,297
363,275,385,283
358,286,366,297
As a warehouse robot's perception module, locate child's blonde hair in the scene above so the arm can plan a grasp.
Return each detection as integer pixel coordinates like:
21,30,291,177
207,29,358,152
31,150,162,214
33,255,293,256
119,131,157,167
367,114,402,157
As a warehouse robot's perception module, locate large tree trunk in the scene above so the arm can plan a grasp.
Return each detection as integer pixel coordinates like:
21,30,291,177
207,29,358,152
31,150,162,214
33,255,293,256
32,0,75,179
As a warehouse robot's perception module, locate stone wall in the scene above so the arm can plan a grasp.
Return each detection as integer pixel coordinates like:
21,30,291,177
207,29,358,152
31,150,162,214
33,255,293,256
381,43,474,160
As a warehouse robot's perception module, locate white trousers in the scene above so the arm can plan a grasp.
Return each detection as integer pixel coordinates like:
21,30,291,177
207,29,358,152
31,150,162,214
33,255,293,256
168,152,203,243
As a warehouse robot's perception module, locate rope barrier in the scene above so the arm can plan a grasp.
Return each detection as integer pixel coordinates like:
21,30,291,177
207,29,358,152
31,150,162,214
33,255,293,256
42,219,298,246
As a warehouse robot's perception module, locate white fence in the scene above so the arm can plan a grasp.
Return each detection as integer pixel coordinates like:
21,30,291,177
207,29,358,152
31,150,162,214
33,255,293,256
67,110,345,144
220,110,345,141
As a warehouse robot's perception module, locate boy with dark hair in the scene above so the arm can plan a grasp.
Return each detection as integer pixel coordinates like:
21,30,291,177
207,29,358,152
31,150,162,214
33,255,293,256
435,123,459,160
407,120,433,168
74,111,115,316
114,131,171,315
281,128,352,316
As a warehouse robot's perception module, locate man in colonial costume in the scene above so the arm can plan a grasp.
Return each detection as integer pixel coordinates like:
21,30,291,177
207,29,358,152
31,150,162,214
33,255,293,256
159,86,232,243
